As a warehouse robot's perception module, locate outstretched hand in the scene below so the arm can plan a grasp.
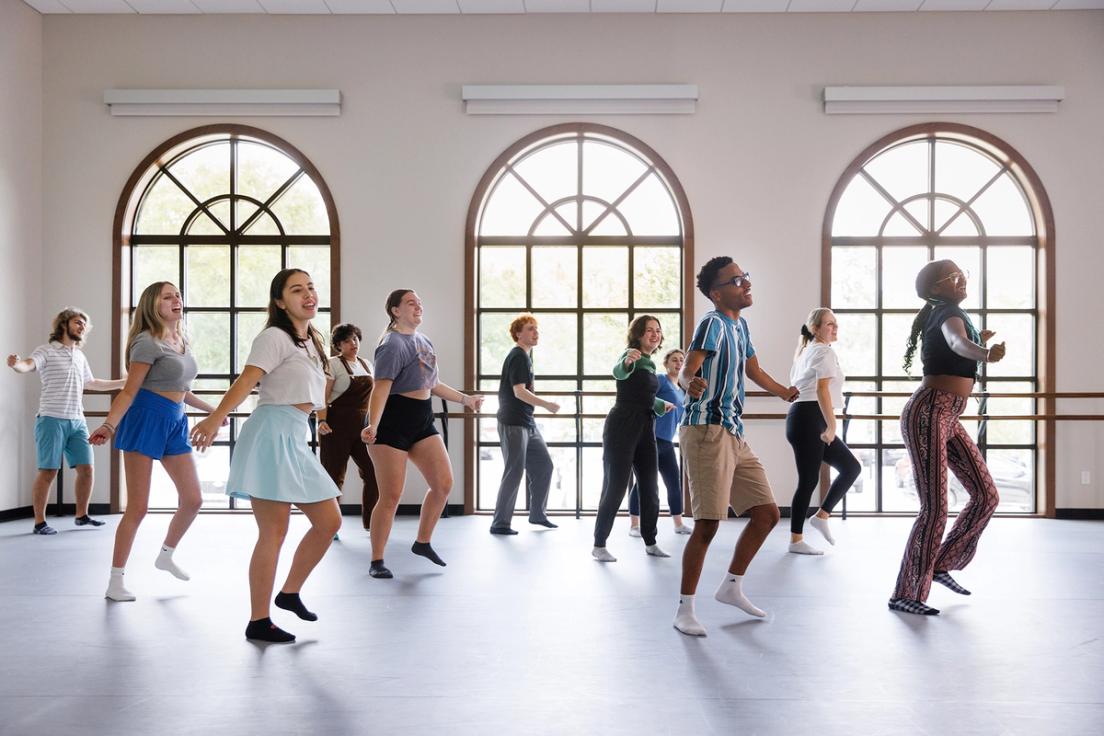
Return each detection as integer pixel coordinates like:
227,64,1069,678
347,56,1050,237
6,354,18,369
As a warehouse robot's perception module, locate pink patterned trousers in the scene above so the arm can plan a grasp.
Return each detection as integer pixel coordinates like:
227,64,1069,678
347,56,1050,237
893,386,1000,602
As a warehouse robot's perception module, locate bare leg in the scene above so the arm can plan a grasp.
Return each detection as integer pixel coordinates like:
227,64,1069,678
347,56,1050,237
680,519,719,595
248,499,291,621
407,436,453,544
158,453,203,549
111,452,152,568
73,465,94,518
367,444,408,561
31,469,58,525
281,499,342,594
728,504,780,576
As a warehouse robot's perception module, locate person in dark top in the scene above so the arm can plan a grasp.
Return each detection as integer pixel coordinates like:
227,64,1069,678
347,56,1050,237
628,349,692,537
490,314,561,535
591,315,675,563
890,260,1005,616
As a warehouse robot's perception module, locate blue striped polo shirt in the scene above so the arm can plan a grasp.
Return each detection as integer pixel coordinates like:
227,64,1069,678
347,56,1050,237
682,311,756,436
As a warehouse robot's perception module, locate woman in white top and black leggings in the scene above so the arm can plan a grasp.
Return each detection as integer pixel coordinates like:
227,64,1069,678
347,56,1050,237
784,308,860,555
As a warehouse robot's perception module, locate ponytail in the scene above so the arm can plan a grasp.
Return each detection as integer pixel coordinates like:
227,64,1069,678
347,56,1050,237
379,288,414,346
794,307,832,360
902,301,935,375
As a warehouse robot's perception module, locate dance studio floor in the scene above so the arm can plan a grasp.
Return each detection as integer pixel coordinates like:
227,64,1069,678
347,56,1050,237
0,512,1100,736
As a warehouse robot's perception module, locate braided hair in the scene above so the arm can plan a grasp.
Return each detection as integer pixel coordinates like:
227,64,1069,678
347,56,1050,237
902,260,953,375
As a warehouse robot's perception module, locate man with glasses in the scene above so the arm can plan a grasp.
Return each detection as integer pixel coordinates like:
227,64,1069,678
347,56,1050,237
672,257,799,637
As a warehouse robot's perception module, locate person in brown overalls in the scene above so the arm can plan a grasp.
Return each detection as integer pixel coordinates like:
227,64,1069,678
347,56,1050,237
318,323,379,530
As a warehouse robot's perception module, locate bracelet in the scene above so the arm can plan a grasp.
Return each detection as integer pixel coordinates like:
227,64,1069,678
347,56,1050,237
102,422,116,435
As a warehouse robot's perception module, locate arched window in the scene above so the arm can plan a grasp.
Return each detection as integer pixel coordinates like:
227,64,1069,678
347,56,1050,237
465,124,693,514
113,125,339,511
823,123,1054,515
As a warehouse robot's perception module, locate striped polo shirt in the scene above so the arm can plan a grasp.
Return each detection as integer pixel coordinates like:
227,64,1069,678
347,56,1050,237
30,341,94,420
682,311,756,436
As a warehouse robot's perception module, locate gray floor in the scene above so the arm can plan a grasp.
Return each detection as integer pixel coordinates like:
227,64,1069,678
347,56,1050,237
0,512,1101,736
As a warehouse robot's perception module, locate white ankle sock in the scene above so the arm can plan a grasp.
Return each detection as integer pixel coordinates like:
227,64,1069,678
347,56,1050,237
154,545,190,581
673,595,707,637
105,567,136,602
788,540,824,555
809,515,836,545
591,546,617,562
714,574,767,618
645,544,670,558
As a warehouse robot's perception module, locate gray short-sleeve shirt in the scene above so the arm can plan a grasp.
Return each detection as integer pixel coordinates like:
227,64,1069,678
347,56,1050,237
128,331,198,392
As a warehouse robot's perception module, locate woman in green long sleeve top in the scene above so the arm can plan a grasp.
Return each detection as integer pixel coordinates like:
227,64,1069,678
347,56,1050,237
591,315,675,563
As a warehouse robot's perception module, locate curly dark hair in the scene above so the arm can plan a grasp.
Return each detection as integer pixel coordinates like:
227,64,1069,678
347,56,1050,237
330,323,363,353
696,256,734,299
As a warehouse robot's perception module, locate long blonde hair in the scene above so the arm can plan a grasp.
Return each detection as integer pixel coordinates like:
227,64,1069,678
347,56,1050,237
794,307,833,359
125,281,185,367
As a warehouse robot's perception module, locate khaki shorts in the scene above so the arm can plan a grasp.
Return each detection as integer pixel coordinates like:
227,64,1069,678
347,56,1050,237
679,424,776,521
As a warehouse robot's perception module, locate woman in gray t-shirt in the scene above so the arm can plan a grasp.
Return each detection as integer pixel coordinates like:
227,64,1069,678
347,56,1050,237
89,281,222,603
358,289,484,579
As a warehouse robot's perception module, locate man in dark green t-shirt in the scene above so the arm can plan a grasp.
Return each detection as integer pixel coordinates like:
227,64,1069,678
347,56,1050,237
491,314,561,534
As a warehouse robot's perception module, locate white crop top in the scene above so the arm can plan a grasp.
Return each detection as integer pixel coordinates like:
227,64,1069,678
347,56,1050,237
245,327,327,409
789,343,844,409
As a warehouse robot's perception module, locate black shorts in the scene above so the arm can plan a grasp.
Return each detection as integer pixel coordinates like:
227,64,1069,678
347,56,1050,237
375,394,439,452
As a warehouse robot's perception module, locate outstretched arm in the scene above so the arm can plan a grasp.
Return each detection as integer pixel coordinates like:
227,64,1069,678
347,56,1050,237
189,366,266,450
746,355,799,402
7,354,35,374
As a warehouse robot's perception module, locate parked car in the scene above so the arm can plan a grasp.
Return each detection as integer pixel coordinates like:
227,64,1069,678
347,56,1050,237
895,453,1033,509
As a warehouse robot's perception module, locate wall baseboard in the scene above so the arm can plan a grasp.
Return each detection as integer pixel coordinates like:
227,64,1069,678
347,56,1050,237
340,504,465,518
0,503,111,522
1054,508,1104,520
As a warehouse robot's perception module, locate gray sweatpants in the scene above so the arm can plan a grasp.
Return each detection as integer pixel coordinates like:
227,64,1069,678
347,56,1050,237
492,423,554,529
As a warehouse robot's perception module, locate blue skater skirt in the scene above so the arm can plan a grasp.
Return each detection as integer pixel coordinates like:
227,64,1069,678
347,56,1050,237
226,404,340,504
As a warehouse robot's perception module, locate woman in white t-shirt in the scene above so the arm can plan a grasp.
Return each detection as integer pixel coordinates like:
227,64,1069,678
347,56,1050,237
191,269,341,644
784,308,861,555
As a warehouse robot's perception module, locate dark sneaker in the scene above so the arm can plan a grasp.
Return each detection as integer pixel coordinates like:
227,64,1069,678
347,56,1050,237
75,515,105,527
489,527,519,535
33,523,58,535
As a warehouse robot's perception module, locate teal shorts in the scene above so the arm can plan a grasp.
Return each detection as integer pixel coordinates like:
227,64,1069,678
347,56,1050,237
35,416,94,470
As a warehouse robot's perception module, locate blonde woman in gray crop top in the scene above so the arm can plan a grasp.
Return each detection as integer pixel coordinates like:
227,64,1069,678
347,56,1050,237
89,281,223,603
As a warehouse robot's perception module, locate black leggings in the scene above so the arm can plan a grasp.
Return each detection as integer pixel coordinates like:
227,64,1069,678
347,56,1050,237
628,439,683,517
594,405,659,547
785,401,861,535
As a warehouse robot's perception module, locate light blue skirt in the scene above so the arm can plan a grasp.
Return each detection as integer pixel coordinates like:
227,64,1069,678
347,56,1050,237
226,405,340,504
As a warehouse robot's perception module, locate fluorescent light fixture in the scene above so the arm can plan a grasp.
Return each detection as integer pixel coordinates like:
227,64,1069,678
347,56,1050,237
823,85,1065,114
461,84,699,115
103,89,341,117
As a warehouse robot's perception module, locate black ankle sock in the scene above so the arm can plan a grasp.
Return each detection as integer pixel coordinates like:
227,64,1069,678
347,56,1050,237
369,559,393,579
245,617,295,643
274,591,318,621
411,541,446,567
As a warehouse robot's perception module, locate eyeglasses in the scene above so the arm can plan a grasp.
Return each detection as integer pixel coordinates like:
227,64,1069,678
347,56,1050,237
935,269,970,286
713,272,751,289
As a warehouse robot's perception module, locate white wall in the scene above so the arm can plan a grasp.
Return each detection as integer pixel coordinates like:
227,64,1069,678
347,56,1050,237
33,10,1104,510
0,0,43,513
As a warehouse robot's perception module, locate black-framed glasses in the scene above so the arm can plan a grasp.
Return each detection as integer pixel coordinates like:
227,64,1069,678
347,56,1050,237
713,272,751,289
